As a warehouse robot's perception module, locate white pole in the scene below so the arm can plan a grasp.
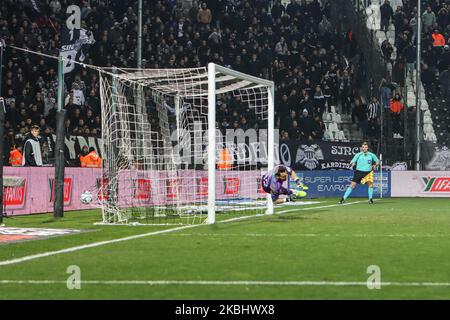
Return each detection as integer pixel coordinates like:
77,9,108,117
415,0,422,170
207,63,216,224
379,153,383,199
175,94,181,144
137,0,142,69
267,85,275,215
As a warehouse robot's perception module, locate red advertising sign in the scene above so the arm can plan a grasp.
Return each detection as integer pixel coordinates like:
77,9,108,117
167,178,181,199
97,177,109,201
224,177,240,195
49,178,73,204
3,180,26,206
134,179,151,200
257,177,265,194
422,176,450,193
197,177,208,196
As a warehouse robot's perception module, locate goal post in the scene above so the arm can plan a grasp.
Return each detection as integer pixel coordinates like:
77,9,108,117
98,63,275,225
207,63,275,224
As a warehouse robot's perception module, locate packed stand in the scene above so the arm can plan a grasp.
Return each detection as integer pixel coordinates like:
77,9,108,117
1,0,363,166
378,0,450,142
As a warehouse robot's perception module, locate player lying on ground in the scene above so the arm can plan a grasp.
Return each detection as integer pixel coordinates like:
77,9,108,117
340,141,379,204
261,165,308,204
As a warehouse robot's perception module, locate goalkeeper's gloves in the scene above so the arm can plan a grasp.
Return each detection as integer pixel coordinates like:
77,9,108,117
295,178,309,191
287,189,307,202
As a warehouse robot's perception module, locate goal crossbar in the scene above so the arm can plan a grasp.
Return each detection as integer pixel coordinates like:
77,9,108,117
207,63,275,223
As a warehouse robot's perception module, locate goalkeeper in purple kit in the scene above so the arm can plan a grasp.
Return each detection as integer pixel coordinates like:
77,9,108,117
261,165,308,204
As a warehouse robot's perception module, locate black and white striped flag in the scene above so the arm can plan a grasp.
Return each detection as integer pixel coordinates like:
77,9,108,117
60,27,95,74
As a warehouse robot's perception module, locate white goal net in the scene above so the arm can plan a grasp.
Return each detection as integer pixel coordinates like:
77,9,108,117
98,63,274,225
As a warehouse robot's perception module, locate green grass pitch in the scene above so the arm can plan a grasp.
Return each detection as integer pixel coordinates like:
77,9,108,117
1,197,450,299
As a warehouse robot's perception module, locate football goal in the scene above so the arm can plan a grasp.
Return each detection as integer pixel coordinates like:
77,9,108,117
98,63,274,225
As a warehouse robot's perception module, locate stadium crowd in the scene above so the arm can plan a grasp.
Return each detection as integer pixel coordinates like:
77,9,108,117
0,0,349,148
3,0,447,166
378,0,450,139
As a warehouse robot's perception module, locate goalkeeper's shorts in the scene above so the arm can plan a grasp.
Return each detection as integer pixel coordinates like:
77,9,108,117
352,170,374,184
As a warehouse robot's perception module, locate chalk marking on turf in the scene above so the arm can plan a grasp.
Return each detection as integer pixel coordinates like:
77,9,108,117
2,279,450,287
0,201,363,267
0,214,265,267
277,200,368,214
162,233,450,238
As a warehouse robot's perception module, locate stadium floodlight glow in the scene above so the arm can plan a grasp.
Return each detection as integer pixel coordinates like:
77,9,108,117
98,63,275,225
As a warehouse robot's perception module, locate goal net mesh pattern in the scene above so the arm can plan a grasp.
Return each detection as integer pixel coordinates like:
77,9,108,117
98,66,271,224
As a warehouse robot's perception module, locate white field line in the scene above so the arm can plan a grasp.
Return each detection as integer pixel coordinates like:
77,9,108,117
163,233,450,238
277,200,368,214
0,201,363,267
1,279,450,287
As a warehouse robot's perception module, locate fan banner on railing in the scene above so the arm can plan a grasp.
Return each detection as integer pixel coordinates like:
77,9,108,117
59,5,95,74
422,141,450,171
60,26,95,74
277,141,361,171
44,134,363,170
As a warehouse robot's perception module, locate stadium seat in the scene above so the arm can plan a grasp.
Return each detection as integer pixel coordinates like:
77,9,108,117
336,130,346,141
323,112,332,123
331,113,342,124
424,131,437,143
330,105,336,114
323,129,334,140
328,122,339,135
423,115,433,124
386,30,395,40
424,123,434,134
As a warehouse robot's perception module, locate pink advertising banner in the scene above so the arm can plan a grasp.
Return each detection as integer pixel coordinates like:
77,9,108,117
391,171,450,197
3,167,102,216
3,167,266,216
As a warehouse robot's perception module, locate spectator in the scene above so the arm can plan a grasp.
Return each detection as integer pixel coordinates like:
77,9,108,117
402,43,416,79
367,96,380,138
380,0,394,32
78,145,89,167
409,14,418,44
0,0,361,159
313,85,326,117
197,2,212,26
271,0,285,20
422,6,437,34
353,98,368,139
22,125,43,166
390,93,404,139
9,143,23,166
280,131,290,141
381,39,394,63
49,0,62,15
439,65,450,99
440,44,450,69
80,147,102,168
298,109,315,141
313,114,325,140
437,5,449,31
288,120,301,140
278,94,291,129
432,29,446,48
339,70,352,114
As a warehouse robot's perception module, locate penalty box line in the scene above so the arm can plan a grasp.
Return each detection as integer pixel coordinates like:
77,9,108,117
1,279,450,287
0,201,364,267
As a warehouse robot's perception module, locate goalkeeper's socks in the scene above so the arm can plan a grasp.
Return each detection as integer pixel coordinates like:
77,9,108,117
343,187,353,200
368,187,374,200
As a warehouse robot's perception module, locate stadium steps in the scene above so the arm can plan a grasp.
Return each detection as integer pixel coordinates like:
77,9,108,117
340,114,363,141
